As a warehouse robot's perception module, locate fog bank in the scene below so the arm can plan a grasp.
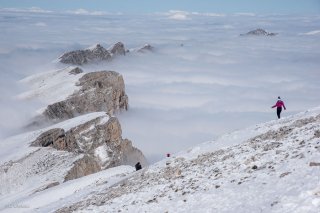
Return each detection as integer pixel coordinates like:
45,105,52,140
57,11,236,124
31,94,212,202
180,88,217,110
0,11,319,162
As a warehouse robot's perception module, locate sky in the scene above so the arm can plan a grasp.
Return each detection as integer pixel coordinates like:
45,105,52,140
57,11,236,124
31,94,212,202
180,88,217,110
0,0,320,14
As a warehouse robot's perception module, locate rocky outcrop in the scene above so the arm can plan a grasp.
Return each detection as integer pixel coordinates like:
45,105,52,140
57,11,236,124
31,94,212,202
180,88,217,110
69,67,83,75
31,115,147,181
109,42,126,56
59,42,154,65
241,28,277,36
31,128,78,152
64,155,101,181
44,71,128,120
59,44,112,65
137,44,154,53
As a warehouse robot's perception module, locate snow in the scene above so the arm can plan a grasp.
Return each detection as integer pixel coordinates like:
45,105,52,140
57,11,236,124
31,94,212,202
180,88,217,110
87,43,101,50
1,106,320,212
16,66,85,106
0,112,108,164
0,112,110,212
62,106,319,213
176,106,320,161
94,144,110,165
1,165,135,213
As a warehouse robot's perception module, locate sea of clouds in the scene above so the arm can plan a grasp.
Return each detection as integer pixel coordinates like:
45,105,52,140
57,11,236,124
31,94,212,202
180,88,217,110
0,9,319,162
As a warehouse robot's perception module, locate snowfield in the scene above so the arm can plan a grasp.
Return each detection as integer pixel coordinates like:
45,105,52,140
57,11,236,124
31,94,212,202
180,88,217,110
62,107,320,213
16,66,85,107
1,107,319,212
0,112,110,212
0,112,107,164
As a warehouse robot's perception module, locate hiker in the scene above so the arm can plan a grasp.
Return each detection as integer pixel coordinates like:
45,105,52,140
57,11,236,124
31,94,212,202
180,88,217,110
135,162,142,171
271,96,286,119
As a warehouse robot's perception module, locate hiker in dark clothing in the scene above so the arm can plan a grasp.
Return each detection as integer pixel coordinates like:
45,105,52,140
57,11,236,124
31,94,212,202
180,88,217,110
135,162,142,171
272,96,286,119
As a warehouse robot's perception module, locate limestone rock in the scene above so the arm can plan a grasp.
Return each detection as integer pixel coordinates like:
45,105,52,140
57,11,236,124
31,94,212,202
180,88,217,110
314,130,320,138
309,162,320,167
241,29,277,36
44,71,128,120
69,67,83,75
31,115,147,181
31,128,78,152
120,139,147,166
64,155,101,181
109,42,126,56
59,44,111,65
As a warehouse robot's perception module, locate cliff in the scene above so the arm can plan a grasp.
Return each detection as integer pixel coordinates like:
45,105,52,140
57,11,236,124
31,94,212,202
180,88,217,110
44,71,128,120
0,113,147,207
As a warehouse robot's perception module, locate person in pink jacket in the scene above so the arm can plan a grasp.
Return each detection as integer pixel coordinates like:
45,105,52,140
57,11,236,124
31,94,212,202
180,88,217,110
272,96,286,119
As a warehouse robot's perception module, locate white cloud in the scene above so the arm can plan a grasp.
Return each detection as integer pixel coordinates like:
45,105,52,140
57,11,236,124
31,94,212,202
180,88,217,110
234,12,256,16
34,22,47,27
0,7,52,13
167,10,190,20
168,13,189,20
299,30,320,35
66,8,108,16
163,10,226,20
200,12,226,17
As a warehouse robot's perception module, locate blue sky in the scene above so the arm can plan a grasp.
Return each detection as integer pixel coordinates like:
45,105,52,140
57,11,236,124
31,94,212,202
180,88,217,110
0,0,319,14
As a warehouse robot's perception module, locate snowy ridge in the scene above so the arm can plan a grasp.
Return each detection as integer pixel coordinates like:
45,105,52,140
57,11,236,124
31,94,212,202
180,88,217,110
16,66,85,106
0,112,107,164
0,112,109,212
177,106,320,160
2,166,135,213
52,106,320,213
1,107,320,212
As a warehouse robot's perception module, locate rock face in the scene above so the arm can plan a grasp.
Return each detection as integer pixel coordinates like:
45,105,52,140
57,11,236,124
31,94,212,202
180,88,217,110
31,128,78,152
109,42,126,56
64,155,101,181
59,44,112,65
69,67,83,75
58,42,154,65
44,71,128,120
31,115,147,181
241,28,277,36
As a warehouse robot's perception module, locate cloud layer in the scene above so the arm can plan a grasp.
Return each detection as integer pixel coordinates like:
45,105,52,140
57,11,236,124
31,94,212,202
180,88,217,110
0,11,319,162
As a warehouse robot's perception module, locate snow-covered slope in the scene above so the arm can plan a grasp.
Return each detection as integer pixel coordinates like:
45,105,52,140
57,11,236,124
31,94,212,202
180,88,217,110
53,106,319,213
0,113,107,210
2,165,135,213
0,109,148,213
2,107,320,212
0,112,106,164
16,66,85,106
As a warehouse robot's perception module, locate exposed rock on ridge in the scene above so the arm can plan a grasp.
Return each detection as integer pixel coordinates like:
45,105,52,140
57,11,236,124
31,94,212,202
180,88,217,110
56,110,320,213
69,67,83,75
59,44,112,65
59,42,154,65
31,115,147,181
241,28,277,36
109,42,126,56
44,71,128,120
